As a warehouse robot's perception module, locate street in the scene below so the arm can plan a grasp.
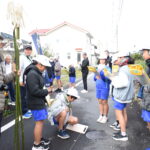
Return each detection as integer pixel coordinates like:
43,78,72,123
0,75,150,150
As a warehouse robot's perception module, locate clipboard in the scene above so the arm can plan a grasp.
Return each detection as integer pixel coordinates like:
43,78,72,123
66,123,88,134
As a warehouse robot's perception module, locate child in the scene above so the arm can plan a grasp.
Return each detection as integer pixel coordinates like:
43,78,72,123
111,51,134,141
47,88,80,139
69,64,76,88
109,55,121,131
140,48,150,130
94,53,111,123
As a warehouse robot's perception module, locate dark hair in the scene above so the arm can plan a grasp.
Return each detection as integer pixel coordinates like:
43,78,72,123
97,58,107,65
67,94,77,100
127,56,135,64
32,60,38,65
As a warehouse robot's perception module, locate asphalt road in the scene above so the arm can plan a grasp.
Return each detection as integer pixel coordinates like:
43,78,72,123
0,75,150,150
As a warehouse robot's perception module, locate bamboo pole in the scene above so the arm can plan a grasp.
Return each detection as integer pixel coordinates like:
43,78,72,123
13,27,25,150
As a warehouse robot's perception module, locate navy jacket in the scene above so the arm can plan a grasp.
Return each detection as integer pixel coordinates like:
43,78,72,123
25,65,48,110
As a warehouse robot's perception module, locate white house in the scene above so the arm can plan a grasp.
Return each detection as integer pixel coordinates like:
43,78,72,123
29,21,95,67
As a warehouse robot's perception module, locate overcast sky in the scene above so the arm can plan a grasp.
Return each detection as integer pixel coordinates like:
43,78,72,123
0,0,150,52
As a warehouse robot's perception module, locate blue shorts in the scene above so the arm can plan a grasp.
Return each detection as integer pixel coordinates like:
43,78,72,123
55,76,60,80
69,77,76,83
113,98,127,110
31,109,48,121
141,110,150,122
96,89,109,100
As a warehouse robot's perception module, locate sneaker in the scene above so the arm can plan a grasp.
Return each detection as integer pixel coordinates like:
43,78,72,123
26,110,32,115
113,131,121,136
81,89,88,93
100,116,108,123
32,142,49,150
11,102,16,106
110,121,118,128
112,132,128,141
113,124,121,131
110,121,120,131
41,137,50,146
22,112,32,119
57,130,70,139
97,115,103,123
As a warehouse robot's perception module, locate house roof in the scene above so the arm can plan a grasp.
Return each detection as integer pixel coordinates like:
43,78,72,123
29,29,50,35
29,21,93,38
0,32,13,40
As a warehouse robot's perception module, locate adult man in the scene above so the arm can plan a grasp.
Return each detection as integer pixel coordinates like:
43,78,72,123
47,88,80,139
80,52,89,93
25,55,51,150
0,36,15,136
105,50,112,69
5,54,15,105
19,45,32,119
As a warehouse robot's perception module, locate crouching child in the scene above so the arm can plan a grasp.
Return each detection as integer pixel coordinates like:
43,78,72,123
47,88,80,139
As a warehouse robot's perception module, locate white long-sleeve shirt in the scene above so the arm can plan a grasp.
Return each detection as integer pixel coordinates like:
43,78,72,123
19,54,32,83
5,63,12,75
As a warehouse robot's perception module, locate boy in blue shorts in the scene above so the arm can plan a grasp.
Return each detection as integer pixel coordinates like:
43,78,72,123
111,51,134,141
54,56,63,92
25,55,52,150
69,64,76,87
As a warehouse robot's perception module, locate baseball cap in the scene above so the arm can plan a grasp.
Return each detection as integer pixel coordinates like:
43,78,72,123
24,45,32,50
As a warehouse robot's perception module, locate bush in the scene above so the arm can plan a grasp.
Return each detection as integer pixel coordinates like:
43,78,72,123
131,53,143,61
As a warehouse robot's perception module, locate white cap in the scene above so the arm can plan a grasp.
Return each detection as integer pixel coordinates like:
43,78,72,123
33,55,51,67
67,88,80,99
118,51,129,57
99,53,107,59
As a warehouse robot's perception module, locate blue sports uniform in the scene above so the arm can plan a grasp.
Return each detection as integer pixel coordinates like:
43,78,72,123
94,67,111,100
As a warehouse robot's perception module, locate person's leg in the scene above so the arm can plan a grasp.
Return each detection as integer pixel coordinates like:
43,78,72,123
34,120,44,145
67,116,78,125
103,100,109,116
147,122,150,130
0,111,3,136
56,110,70,139
20,86,28,115
7,82,15,102
115,109,126,133
82,72,88,90
122,108,127,126
99,100,104,116
56,110,67,130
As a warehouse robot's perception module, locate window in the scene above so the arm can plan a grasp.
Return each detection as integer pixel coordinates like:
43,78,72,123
77,53,81,62
67,52,71,59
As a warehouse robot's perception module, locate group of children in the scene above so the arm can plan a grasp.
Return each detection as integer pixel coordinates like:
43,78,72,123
94,50,150,142
43,57,77,95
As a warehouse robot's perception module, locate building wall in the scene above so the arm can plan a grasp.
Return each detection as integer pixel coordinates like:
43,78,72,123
40,25,92,67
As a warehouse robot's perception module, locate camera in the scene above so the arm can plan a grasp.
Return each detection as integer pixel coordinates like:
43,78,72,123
0,84,8,91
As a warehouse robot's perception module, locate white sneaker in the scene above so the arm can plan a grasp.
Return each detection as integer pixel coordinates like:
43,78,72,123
100,116,108,123
81,89,88,93
97,115,103,123
11,102,16,106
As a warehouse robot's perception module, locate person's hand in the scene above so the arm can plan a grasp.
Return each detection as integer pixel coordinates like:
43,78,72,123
47,87,52,93
96,75,100,79
20,82,24,86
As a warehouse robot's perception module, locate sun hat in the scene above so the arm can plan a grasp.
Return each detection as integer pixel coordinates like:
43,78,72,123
67,88,80,99
33,55,51,67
